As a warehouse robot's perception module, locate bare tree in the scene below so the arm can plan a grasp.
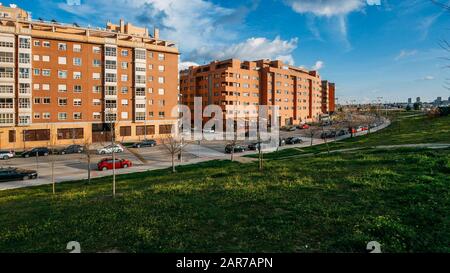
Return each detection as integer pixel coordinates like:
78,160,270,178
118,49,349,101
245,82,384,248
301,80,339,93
308,125,322,146
83,137,92,184
162,136,187,173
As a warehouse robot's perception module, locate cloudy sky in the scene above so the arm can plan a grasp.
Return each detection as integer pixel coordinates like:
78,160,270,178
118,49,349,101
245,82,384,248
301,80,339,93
9,0,450,103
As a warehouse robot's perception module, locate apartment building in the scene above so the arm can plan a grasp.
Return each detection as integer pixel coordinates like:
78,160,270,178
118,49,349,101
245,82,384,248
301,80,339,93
180,59,335,128
321,80,336,114
0,4,179,150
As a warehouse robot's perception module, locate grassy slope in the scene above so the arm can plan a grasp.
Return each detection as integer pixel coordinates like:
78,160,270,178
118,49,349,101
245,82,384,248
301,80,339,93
258,112,450,159
0,112,449,253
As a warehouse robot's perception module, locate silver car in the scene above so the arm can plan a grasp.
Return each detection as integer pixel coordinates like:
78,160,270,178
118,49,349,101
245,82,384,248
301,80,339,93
97,144,124,155
0,150,15,160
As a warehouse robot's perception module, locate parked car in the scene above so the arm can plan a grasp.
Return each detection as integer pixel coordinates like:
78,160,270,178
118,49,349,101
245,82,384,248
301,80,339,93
336,129,348,137
247,142,261,151
225,144,246,153
279,138,286,146
297,124,310,129
132,139,157,148
22,147,50,158
97,144,124,154
59,145,83,155
97,158,132,171
286,137,303,145
321,131,337,139
0,167,37,182
287,126,297,131
0,150,14,160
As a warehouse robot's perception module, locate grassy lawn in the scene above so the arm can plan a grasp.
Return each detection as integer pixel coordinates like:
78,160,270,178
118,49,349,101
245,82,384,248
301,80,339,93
0,146,449,253
258,112,450,160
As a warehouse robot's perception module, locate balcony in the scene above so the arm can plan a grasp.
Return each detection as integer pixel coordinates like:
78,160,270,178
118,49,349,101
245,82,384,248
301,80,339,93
0,102,14,109
0,72,13,79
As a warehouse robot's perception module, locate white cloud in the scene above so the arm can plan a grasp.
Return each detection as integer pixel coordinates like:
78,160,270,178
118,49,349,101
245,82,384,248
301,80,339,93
179,61,199,71
284,0,365,17
312,60,324,70
190,36,299,65
422,75,435,81
57,0,298,64
395,50,418,61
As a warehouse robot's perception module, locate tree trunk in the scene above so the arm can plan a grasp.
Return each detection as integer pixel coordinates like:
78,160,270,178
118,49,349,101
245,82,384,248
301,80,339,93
172,154,175,173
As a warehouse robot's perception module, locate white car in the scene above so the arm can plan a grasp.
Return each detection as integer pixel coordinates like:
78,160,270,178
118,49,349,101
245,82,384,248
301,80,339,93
97,144,124,155
0,150,15,160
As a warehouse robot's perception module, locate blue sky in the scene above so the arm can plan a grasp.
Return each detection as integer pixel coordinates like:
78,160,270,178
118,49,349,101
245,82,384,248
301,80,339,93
7,0,450,103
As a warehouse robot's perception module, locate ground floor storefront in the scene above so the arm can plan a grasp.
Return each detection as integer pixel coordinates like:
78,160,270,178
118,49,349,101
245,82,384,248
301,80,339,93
0,119,177,151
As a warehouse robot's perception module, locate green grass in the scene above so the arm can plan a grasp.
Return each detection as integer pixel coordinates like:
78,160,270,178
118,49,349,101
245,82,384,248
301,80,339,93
257,112,450,160
0,146,449,253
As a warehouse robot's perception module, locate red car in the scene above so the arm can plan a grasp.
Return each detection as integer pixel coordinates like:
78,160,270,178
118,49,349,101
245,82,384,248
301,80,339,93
298,124,310,129
97,158,132,171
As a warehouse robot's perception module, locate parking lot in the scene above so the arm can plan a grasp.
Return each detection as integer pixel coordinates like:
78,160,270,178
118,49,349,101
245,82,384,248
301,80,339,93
0,119,390,190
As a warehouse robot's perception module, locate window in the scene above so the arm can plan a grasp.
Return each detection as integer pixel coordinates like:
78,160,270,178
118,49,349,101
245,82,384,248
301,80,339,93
135,87,146,96
158,65,165,72
135,50,146,60
34,113,41,119
73,72,81,79
0,41,13,48
105,47,117,57
8,130,16,142
93,99,101,106
43,112,50,119
121,62,128,69
158,77,165,84
0,67,13,78
148,64,153,70
58,98,68,106
33,69,40,76
24,129,50,141
58,56,67,65
121,74,128,82
93,112,101,120
105,60,116,70
158,53,165,60
158,111,165,118
135,75,146,84
74,85,82,93
93,46,101,54
18,52,30,64
33,84,40,90
136,125,155,136
105,86,117,96
135,112,146,121
0,113,13,124
58,70,67,79
158,100,165,106
0,52,14,63
121,50,128,56
73,58,82,66
73,99,82,106
42,69,51,76
18,98,31,108
158,88,165,95
43,41,50,47
120,126,131,136
148,52,153,59
92,73,100,80
42,84,50,91
19,38,30,49
57,128,84,139
33,55,40,61
121,99,128,106
0,85,13,94
43,98,50,104
73,44,81,52
34,98,41,104
58,43,67,51
93,86,102,93
148,88,153,94
121,87,128,94
33,40,41,47
42,55,50,62
58,112,67,120
105,73,116,83
159,124,172,134
19,68,30,79
93,59,101,67
73,112,82,120
121,112,128,119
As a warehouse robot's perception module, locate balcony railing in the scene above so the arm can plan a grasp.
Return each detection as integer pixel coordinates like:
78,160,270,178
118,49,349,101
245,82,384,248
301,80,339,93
19,58,30,64
0,57,13,63
105,90,117,96
19,73,30,79
19,87,31,94
105,103,117,109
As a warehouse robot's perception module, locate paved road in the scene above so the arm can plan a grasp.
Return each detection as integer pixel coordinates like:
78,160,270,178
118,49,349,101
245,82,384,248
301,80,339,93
0,119,391,190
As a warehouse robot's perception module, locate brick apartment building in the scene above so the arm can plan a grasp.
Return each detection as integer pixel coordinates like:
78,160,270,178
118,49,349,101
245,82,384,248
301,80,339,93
321,80,336,114
0,4,179,150
180,59,335,128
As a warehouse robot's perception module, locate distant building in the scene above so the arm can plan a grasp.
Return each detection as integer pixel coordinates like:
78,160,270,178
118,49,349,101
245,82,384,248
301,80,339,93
408,98,412,104
416,97,421,103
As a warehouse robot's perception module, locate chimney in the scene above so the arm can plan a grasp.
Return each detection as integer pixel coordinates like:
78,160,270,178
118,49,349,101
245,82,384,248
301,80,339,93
120,19,125,33
154,27,159,40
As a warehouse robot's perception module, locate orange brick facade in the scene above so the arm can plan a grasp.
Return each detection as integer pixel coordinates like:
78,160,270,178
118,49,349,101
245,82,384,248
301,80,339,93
0,5,179,150
180,59,336,128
